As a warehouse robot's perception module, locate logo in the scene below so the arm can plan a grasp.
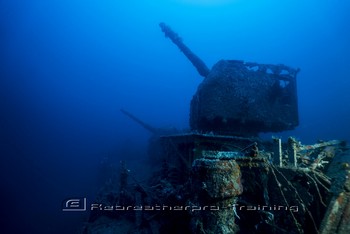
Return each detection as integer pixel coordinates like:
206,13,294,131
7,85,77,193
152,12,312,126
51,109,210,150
61,198,299,214
62,198,87,211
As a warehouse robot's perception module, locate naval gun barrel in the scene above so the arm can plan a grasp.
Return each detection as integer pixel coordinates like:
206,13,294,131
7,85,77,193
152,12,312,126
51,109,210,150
120,109,158,134
159,22,210,78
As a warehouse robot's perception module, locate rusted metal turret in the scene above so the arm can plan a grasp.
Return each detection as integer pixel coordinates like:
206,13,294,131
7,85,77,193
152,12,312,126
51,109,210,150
160,22,299,136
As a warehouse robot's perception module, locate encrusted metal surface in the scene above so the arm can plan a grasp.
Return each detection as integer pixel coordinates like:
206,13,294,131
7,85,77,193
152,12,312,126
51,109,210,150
190,60,299,135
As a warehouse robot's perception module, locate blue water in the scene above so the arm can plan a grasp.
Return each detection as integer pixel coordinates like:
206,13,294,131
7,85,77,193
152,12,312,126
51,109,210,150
1,0,349,233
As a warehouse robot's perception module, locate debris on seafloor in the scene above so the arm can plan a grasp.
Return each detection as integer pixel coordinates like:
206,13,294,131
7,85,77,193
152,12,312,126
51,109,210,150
80,23,350,234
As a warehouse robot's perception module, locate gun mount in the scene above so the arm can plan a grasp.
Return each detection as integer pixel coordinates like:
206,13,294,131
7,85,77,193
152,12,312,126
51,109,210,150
160,22,299,136
191,60,299,135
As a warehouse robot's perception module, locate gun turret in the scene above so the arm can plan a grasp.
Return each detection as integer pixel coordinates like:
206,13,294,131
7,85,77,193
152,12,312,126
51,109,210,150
160,23,299,135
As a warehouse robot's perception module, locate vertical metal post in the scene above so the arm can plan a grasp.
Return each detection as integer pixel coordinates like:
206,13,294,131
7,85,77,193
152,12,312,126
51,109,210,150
273,138,283,167
288,137,298,167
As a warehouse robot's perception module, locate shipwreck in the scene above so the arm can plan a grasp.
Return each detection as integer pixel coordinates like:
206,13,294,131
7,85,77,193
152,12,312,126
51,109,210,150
81,23,350,234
